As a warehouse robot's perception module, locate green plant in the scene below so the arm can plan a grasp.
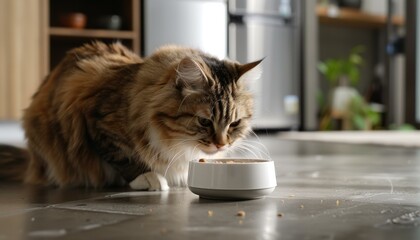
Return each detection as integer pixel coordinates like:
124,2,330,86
389,124,416,131
317,45,384,130
347,94,381,130
318,45,365,87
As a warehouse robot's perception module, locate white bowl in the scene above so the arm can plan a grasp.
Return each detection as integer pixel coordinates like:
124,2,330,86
187,158,277,200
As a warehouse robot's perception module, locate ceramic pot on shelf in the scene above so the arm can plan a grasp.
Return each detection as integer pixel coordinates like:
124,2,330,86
59,12,87,29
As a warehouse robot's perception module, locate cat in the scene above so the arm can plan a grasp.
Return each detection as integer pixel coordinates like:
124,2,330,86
0,41,262,190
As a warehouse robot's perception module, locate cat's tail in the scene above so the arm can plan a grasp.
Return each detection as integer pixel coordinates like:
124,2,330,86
0,144,29,182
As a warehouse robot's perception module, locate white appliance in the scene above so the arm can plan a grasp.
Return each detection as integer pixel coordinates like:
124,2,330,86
143,0,227,59
228,0,301,129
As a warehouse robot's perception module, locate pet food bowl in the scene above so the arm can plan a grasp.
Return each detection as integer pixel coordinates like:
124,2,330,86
188,158,277,200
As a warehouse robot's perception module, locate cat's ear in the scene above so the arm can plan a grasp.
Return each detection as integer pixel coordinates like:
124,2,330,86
175,57,207,96
237,59,263,83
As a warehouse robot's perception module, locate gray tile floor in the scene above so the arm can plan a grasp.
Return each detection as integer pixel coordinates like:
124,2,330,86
1,136,420,239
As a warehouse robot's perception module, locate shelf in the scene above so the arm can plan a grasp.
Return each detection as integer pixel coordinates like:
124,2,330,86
43,0,140,75
49,27,136,39
317,6,405,29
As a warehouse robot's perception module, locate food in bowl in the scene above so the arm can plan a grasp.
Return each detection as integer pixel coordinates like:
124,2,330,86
198,158,262,164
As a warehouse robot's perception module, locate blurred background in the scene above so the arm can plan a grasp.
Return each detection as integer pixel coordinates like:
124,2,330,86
0,0,418,133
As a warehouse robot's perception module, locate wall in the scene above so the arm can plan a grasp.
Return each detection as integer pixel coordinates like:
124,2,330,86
0,0,45,120
318,25,378,95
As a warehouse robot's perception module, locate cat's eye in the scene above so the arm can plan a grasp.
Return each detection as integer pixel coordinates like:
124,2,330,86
198,117,212,127
230,119,241,128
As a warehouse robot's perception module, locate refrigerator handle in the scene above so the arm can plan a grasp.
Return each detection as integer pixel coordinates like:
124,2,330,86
229,14,244,24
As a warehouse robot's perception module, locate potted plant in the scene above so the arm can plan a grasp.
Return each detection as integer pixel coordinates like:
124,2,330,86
318,46,381,130
318,45,364,89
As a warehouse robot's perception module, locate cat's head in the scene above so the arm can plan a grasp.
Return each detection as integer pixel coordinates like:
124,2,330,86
151,52,262,156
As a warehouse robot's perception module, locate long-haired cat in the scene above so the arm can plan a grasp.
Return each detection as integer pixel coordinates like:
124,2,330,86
0,42,262,190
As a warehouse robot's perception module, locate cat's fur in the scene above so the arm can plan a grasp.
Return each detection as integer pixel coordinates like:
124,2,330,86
0,42,261,190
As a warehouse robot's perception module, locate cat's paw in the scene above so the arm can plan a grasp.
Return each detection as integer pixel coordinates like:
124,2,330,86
129,172,169,191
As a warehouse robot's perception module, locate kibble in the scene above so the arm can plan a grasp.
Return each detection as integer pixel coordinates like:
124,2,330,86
236,210,246,217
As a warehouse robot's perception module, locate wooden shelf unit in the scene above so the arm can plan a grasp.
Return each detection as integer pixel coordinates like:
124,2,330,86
49,27,137,39
316,6,405,29
43,0,140,75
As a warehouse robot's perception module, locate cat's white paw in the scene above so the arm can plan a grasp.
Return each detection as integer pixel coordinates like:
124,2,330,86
129,172,169,191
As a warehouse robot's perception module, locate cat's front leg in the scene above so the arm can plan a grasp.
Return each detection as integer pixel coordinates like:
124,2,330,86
129,172,169,191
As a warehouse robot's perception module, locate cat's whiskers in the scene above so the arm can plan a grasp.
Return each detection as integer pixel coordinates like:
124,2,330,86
233,130,271,158
228,140,271,159
225,143,238,157
193,143,202,157
230,146,248,158
237,145,261,159
148,138,195,161
191,143,205,159
228,145,248,157
240,139,271,159
249,129,262,142
240,142,271,159
164,148,184,177
163,142,202,179
249,131,271,154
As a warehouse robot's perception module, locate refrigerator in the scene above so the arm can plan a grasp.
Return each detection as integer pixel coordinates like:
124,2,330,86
228,0,301,130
